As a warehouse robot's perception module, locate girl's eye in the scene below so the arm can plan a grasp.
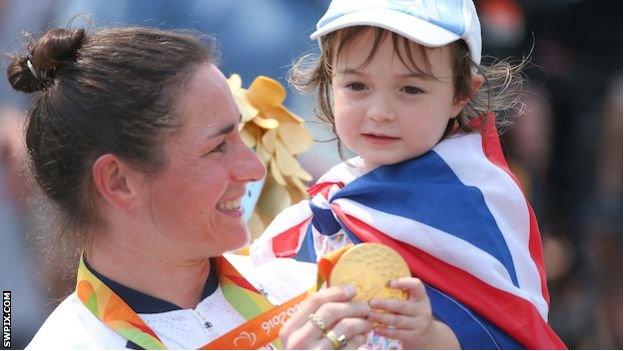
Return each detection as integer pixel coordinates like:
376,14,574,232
345,82,367,91
401,85,424,95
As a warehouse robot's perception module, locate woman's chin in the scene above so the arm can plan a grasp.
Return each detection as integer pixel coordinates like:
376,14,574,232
224,229,251,253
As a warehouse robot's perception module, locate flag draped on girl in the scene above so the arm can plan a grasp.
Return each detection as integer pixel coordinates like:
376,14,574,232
251,115,565,349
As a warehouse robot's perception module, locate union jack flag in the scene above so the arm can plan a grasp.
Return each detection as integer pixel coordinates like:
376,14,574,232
251,116,565,349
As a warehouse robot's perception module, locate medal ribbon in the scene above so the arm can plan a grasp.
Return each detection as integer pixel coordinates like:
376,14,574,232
76,255,309,349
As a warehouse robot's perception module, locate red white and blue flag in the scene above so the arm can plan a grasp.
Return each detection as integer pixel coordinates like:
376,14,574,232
251,116,565,349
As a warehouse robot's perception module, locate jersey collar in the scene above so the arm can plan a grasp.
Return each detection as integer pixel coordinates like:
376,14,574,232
83,258,219,314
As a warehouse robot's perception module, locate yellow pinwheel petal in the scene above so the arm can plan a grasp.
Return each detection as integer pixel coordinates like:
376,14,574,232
228,75,259,122
277,122,313,155
266,105,303,124
269,158,287,186
227,74,242,90
250,123,264,138
286,185,306,205
256,142,272,165
275,141,300,177
240,127,256,148
275,141,313,182
233,93,259,122
229,73,314,223
294,165,313,182
252,115,279,129
288,175,308,196
248,76,286,111
261,129,278,154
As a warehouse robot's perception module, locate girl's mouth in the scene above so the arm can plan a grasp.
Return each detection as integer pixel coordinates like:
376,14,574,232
361,133,400,145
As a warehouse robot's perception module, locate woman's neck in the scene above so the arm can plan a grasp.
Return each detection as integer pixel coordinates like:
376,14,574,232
85,233,211,310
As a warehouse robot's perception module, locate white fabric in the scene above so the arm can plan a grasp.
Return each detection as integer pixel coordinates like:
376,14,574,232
250,158,365,265
26,254,316,350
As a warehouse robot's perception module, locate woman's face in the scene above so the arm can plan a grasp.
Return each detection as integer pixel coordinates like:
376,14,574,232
143,64,266,259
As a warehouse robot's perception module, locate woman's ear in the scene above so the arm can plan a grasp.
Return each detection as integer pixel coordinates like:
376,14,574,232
451,73,485,117
92,154,143,211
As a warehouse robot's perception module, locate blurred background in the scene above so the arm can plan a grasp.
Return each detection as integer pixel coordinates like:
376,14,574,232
0,0,621,349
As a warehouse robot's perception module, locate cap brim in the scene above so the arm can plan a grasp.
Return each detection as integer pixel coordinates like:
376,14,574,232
311,8,460,48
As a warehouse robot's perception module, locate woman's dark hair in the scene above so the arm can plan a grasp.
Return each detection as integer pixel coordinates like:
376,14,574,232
7,27,217,261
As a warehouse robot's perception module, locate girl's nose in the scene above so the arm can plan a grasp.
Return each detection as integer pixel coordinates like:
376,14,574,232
366,95,395,122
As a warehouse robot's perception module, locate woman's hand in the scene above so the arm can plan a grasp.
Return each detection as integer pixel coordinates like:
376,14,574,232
366,277,459,349
280,285,373,349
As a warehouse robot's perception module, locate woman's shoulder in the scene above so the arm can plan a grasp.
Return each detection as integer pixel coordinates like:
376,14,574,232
26,293,127,350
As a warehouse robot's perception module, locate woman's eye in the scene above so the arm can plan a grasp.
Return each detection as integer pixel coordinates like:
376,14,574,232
211,140,227,154
401,86,424,95
345,82,367,91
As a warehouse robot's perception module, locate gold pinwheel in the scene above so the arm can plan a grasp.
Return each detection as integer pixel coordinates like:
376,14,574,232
227,74,313,238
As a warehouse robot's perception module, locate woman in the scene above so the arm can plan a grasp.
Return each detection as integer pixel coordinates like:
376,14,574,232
8,27,372,349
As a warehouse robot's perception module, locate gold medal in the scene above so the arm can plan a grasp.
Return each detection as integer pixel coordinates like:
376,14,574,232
329,243,410,302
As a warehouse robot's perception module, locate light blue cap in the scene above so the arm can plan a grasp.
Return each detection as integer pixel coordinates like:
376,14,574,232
312,0,482,65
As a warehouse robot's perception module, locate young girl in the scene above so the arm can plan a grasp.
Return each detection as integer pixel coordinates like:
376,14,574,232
252,0,565,349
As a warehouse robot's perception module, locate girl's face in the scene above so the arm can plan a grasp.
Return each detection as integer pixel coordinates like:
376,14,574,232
331,29,466,169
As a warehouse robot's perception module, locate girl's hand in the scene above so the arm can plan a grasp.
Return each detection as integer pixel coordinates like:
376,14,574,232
280,285,373,349
366,277,459,349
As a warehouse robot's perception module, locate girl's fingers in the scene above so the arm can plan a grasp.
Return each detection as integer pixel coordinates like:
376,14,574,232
369,297,423,317
367,311,417,329
367,277,429,317
373,325,428,345
389,277,427,301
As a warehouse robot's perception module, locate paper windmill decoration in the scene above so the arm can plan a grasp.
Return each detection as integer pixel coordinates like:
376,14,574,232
227,74,313,238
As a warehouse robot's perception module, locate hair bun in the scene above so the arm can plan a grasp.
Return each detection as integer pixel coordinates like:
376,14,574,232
7,28,86,93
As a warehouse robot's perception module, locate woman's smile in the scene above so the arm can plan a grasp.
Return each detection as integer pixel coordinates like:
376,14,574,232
216,197,243,216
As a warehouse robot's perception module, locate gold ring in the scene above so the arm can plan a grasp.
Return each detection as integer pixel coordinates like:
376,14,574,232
325,330,348,349
309,313,326,332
